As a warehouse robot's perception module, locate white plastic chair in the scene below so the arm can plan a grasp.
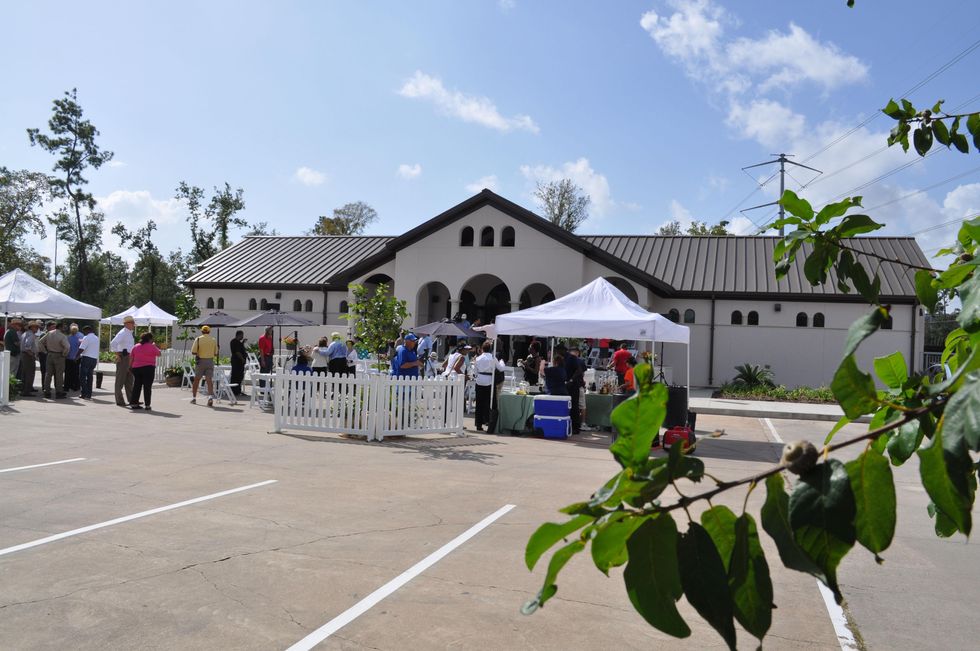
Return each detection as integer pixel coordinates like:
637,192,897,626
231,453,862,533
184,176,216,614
213,368,238,405
181,362,195,390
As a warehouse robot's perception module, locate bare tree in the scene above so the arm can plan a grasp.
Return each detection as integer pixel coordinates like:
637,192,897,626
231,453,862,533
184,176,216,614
533,179,590,232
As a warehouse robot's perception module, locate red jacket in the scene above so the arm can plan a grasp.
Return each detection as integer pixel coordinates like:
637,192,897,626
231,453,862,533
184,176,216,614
258,334,274,356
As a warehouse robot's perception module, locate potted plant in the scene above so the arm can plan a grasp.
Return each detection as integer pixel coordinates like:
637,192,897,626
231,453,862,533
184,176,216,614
282,334,297,351
164,366,184,387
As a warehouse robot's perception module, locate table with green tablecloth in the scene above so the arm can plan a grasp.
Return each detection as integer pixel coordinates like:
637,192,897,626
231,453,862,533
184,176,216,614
585,393,615,428
495,393,535,434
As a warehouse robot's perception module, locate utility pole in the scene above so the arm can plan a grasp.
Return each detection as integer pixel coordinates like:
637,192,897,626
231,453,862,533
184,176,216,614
741,154,821,236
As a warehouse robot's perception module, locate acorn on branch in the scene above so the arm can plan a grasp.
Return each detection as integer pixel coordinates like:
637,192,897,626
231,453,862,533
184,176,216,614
781,440,819,475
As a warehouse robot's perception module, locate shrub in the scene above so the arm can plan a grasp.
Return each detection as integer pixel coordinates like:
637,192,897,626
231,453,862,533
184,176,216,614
716,381,835,403
732,362,775,387
164,366,184,378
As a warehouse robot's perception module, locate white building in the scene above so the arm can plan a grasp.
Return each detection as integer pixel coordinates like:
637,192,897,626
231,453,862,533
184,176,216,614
185,190,927,388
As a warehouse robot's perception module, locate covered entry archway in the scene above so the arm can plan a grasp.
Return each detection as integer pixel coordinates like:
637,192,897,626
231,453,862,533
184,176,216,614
416,281,452,325
459,274,512,325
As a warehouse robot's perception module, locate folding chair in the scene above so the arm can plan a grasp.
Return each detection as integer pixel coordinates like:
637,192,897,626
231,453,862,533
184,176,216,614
213,368,238,405
181,362,195,390
250,374,274,410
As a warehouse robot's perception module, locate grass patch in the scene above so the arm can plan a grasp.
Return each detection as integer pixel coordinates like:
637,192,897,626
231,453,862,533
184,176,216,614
714,382,836,404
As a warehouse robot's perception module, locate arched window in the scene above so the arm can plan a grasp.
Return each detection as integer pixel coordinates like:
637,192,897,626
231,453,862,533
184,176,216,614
501,226,515,247
305,299,313,312
813,312,825,328
293,299,302,312
731,310,743,325
882,315,893,330
249,298,257,310
667,308,680,323
480,226,494,247
260,298,269,310
217,297,224,309
683,309,695,324
460,226,474,247
340,301,349,313
747,311,759,326
796,312,808,327
206,297,214,309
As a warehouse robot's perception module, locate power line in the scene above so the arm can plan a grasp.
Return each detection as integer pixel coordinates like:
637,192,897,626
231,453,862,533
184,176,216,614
861,164,980,212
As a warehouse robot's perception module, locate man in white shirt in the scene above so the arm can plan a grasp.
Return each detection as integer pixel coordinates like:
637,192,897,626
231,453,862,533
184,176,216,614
77,325,100,400
109,315,136,406
473,340,505,432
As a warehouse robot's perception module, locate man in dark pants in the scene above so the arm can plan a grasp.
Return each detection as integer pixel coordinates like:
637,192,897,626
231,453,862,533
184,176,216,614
565,346,586,434
230,330,247,396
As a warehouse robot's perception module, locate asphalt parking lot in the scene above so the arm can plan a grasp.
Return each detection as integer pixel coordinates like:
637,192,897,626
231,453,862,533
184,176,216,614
0,386,977,650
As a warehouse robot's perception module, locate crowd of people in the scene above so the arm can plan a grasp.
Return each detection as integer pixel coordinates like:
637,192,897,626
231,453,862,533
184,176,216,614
3,317,102,400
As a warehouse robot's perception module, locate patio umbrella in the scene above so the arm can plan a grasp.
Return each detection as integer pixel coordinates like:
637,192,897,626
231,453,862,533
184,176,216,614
229,310,319,358
180,310,239,351
412,321,474,337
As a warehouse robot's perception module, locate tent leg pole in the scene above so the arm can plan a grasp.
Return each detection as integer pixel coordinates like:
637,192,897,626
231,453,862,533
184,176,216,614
686,344,690,404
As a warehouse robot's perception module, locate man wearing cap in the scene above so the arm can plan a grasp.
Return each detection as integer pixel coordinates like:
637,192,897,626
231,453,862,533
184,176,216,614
77,325,100,399
325,331,348,375
3,318,22,379
20,320,40,396
191,325,218,406
39,321,70,398
110,316,136,406
392,333,421,377
417,333,432,361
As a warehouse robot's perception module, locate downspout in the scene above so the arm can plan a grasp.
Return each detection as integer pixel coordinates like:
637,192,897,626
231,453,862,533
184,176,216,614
708,295,716,386
910,300,918,374
322,288,329,325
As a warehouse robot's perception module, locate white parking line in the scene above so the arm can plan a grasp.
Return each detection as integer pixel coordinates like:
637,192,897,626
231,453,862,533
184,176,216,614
761,417,784,443
0,479,277,557
0,457,87,474
287,503,516,651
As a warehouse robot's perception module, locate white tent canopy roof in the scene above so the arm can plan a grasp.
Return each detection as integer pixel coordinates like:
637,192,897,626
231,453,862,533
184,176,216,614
133,301,178,325
0,268,102,320
100,305,138,325
494,277,689,343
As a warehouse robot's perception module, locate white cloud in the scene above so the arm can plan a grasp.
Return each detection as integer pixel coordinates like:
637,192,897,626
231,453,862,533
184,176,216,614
668,199,693,223
397,163,422,179
466,175,499,193
498,0,515,11
726,99,806,150
520,157,618,217
294,166,326,186
107,160,126,168
398,71,539,134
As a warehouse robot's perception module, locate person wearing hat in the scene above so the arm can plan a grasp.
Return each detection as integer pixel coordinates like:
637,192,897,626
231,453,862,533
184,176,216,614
441,343,468,377
20,320,40,396
3,318,23,379
325,331,348,375
423,350,439,378
110,315,137,406
392,332,421,378
77,325,100,399
191,325,218,406
38,320,70,398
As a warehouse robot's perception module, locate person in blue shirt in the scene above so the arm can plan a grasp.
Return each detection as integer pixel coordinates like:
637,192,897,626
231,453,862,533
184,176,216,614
291,352,312,375
65,323,83,392
325,331,348,375
544,354,568,395
392,333,421,377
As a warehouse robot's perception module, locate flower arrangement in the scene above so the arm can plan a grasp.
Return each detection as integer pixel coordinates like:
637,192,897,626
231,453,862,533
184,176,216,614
164,366,184,378
282,334,297,349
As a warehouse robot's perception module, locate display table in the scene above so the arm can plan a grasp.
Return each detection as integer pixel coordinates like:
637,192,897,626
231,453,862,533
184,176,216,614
495,393,535,434
585,393,615,428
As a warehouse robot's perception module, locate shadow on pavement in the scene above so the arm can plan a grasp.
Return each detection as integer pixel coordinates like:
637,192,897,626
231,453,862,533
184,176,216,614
275,431,503,465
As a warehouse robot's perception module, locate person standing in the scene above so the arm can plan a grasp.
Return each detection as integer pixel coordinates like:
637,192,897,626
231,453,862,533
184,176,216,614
77,325,100,399
473,341,505,432
565,347,586,435
392,333,421,377
190,325,218,406
417,334,432,361
39,321,70,399
325,332,347,375
609,342,632,386
258,326,274,373
345,339,358,376
64,323,82,393
4,318,22,379
311,337,330,375
129,331,161,410
20,320,39,396
110,316,136,407
229,330,247,396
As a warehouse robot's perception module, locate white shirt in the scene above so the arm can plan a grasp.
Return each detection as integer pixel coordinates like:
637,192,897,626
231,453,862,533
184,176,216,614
109,327,135,353
312,346,329,369
442,351,462,376
346,348,358,366
473,352,505,386
78,333,101,359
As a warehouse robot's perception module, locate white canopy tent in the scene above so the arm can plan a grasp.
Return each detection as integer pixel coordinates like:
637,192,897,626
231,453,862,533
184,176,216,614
132,301,178,326
0,268,102,321
491,277,691,405
100,305,138,326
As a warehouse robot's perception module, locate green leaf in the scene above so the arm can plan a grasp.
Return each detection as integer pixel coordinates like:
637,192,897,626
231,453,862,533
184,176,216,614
591,514,647,575
678,523,738,650
873,351,908,389
928,501,959,537
967,112,980,137
932,119,951,146
700,505,738,572
824,415,851,445
623,515,690,638
886,421,924,466
525,514,593,571
914,269,939,314
900,99,915,116
609,378,668,469
842,307,886,358
761,474,824,577
832,355,879,419
958,272,980,333
522,540,586,613
952,132,970,153
729,514,774,641
938,261,976,289
882,99,903,119
918,429,973,536
845,449,896,557
836,213,883,237
913,126,933,156
779,189,813,221
667,439,704,482
941,372,980,453
813,196,862,226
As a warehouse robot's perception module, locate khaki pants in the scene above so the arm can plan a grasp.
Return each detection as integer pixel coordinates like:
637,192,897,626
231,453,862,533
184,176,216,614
115,355,133,405
43,353,66,395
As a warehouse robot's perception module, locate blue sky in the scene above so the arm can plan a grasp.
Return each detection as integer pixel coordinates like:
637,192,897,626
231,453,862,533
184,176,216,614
2,0,979,267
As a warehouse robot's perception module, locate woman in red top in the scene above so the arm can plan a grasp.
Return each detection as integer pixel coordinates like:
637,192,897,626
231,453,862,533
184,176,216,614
129,331,161,410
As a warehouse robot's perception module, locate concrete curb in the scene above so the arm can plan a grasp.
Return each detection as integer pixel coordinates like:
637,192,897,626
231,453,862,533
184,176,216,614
691,405,870,424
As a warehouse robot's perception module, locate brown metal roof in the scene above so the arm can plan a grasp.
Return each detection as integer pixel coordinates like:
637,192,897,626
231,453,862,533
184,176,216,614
582,235,928,300
184,235,394,288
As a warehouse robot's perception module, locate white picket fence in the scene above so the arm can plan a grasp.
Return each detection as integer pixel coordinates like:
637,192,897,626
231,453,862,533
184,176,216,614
155,348,193,383
1,351,10,406
273,371,465,441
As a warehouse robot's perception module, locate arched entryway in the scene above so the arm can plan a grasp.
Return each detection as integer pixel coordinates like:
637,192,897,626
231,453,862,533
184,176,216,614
363,273,394,296
519,283,556,310
416,281,451,325
458,274,511,325
604,276,638,303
